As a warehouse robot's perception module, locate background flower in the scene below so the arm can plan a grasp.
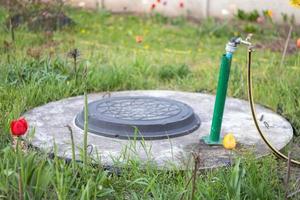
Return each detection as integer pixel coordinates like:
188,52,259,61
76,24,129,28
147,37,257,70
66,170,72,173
267,10,273,18
297,38,300,48
290,0,300,8
135,35,143,43
150,3,156,10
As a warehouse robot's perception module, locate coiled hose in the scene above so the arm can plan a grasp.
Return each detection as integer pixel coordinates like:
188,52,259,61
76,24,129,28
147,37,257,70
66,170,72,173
247,47,300,166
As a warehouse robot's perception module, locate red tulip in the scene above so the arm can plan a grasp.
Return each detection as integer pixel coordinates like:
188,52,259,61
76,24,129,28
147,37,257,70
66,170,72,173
151,3,156,10
157,0,161,3
10,118,28,137
179,2,184,8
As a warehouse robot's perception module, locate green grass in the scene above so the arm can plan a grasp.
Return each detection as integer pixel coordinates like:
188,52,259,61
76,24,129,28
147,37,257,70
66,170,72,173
0,6,300,199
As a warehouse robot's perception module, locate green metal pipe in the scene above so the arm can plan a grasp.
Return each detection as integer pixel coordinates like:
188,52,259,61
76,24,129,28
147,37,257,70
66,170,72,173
202,54,232,144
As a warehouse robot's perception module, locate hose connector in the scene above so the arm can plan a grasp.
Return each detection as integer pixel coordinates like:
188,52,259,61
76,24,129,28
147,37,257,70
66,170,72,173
225,34,253,55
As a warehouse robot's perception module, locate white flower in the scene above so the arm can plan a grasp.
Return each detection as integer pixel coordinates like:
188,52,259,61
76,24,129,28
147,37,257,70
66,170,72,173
78,1,86,7
221,9,230,16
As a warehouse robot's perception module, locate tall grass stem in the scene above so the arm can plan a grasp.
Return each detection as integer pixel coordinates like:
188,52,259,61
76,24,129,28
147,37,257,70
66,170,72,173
83,66,88,166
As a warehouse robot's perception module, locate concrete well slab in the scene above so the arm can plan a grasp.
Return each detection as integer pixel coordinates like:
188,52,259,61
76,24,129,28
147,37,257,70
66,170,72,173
23,90,293,169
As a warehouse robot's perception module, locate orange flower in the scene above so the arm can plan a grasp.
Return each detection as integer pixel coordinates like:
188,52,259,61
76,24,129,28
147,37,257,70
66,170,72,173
297,38,300,48
267,10,273,17
135,36,143,43
223,133,236,150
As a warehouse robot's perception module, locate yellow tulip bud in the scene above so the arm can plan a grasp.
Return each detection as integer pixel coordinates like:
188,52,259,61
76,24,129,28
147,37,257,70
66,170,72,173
223,133,236,150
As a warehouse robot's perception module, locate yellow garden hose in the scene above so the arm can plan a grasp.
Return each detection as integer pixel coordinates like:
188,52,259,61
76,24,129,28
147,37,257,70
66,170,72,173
247,47,300,166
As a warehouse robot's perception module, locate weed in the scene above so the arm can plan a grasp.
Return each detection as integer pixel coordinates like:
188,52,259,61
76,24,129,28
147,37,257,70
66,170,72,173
236,9,260,22
223,159,245,200
158,64,191,81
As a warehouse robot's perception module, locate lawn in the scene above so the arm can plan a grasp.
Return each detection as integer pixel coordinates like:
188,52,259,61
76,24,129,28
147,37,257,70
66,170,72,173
0,5,300,199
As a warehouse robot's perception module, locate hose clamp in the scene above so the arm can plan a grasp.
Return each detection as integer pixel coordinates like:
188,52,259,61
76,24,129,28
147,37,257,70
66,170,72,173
225,42,237,54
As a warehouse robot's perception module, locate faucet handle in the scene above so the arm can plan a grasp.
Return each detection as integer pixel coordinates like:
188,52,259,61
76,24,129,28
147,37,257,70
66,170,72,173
245,34,253,42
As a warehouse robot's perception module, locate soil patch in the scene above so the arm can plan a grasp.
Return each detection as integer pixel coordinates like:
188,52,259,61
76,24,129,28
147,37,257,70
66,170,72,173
256,39,298,54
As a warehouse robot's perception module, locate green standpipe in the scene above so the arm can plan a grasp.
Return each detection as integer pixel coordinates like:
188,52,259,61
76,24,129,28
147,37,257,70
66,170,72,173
202,54,232,145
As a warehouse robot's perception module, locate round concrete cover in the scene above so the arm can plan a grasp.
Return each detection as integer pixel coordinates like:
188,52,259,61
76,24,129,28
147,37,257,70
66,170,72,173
75,96,200,140
23,90,293,169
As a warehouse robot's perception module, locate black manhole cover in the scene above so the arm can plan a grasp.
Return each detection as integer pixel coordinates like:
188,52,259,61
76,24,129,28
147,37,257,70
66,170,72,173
75,96,200,140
